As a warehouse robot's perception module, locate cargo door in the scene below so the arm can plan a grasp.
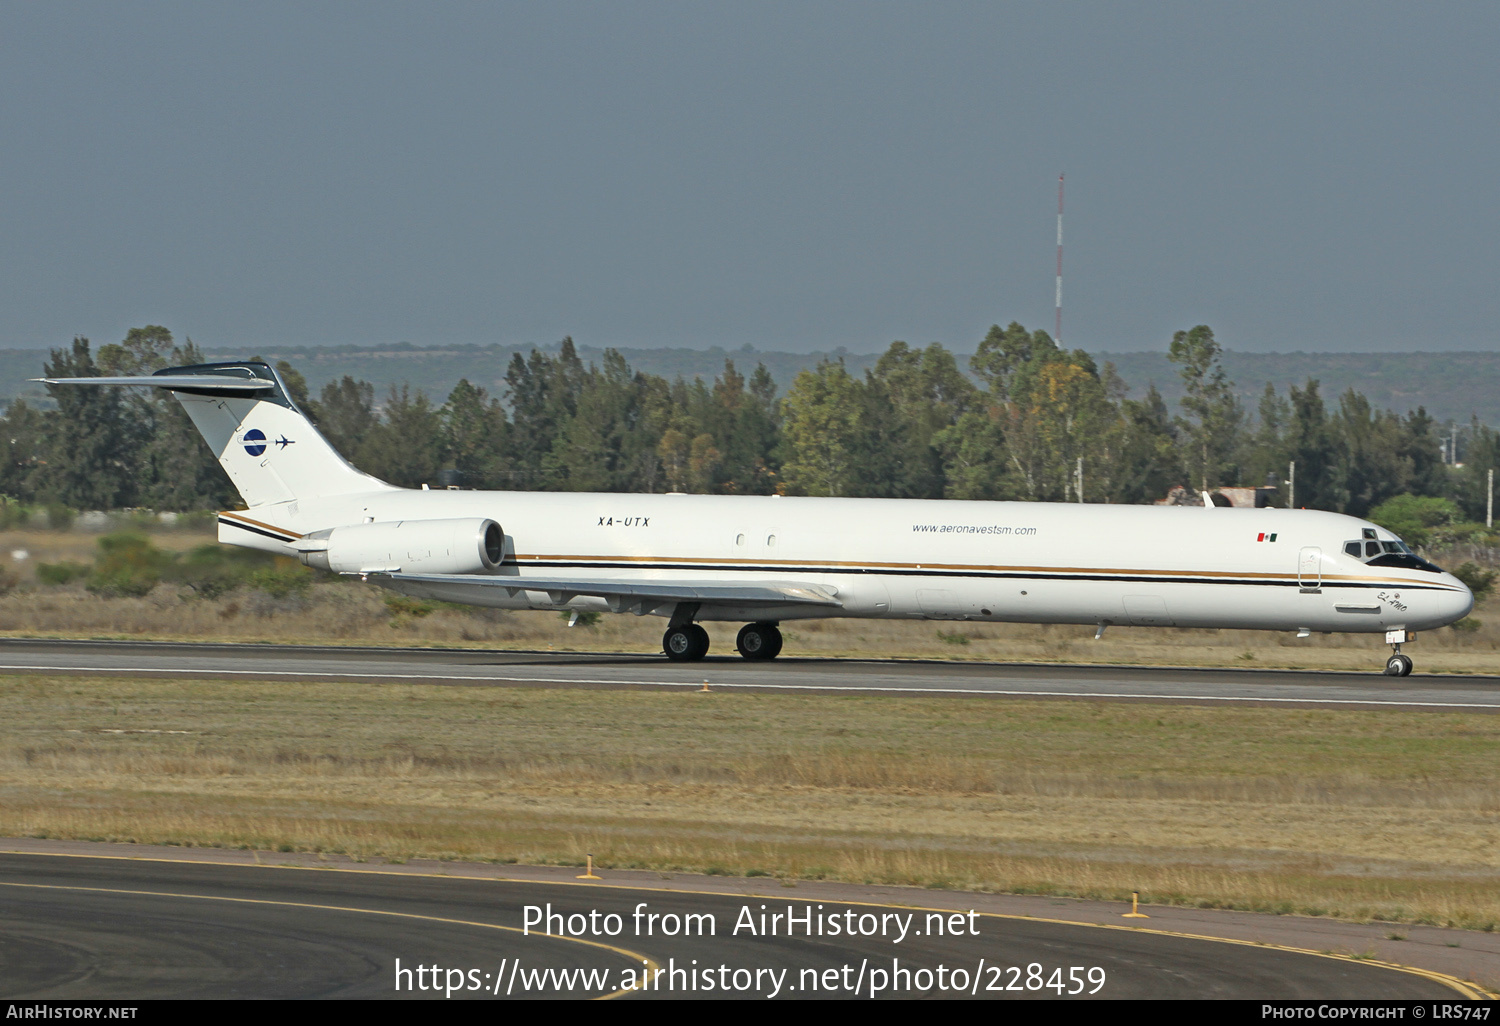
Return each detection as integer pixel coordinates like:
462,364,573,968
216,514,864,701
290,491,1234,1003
1123,595,1173,626
918,588,962,619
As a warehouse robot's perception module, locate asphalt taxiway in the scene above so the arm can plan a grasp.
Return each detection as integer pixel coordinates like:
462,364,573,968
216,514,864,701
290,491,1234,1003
0,850,1482,999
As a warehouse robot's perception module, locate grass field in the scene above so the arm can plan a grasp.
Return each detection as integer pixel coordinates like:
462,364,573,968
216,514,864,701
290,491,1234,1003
3,676,1496,930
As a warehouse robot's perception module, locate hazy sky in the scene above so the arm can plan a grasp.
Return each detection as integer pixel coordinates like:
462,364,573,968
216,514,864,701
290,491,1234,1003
2,2,1496,354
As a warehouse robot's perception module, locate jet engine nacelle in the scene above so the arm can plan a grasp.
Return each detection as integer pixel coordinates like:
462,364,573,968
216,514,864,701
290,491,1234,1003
296,517,504,575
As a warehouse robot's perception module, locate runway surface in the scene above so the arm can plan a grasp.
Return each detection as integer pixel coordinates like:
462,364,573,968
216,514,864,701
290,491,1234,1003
0,852,1473,999
1,638,1498,709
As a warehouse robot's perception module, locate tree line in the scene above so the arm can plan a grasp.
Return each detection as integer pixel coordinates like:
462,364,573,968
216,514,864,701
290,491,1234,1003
1,323,1496,529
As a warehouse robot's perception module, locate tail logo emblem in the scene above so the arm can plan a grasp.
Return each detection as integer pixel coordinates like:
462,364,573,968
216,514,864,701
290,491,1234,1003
241,429,267,456
275,436,295,449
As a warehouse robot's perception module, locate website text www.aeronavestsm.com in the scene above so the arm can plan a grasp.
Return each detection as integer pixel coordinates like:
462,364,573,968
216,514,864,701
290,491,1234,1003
912,524,1038,536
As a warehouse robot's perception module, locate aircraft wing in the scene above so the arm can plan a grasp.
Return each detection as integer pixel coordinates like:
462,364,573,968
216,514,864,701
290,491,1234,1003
383,572,842,611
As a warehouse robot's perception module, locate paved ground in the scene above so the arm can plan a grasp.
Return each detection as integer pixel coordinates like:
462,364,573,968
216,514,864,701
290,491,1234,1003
1,638,1498,710
0,842,1489,1000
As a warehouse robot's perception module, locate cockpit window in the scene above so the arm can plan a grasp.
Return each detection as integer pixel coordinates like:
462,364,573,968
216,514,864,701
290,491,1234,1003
1344,534,1444,574
1362,528,1377,540
1368,552,1445,573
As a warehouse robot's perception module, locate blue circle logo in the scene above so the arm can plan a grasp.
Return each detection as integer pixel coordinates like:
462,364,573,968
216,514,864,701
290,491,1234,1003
242,429,267,456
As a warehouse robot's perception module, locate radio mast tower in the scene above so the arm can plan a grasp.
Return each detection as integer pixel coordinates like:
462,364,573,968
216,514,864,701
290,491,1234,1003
1054,173,1064,348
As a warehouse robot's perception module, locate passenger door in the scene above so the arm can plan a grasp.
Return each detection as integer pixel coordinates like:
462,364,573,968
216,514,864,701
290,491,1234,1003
1298,546,1322,593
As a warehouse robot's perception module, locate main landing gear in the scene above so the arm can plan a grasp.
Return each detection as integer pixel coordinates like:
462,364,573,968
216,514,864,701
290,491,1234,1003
661,620,784,662
663,623,710,662
735,622,783,661
1383,629,1414,677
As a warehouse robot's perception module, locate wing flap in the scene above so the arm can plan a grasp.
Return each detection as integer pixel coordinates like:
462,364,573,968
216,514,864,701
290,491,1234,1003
385,572,842,609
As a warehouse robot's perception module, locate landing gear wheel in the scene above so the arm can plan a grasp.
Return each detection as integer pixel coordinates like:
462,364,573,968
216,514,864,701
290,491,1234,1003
664,625,709,662
1384,654,1413,677
736,622,783,661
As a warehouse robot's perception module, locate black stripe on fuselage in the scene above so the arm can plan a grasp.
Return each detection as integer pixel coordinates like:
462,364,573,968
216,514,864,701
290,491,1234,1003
505,558,1459,593
219,517,298,544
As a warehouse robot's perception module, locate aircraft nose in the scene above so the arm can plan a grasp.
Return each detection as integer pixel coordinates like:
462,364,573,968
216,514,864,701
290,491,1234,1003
1441,574,1475,624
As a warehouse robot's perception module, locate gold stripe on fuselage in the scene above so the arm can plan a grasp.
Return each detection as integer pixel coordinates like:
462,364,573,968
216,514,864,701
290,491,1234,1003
511,553,1454,590
218,511,303,540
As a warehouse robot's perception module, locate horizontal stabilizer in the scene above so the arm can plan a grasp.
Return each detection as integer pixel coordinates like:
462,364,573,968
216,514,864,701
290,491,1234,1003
34,374,274,394
385,572,843,610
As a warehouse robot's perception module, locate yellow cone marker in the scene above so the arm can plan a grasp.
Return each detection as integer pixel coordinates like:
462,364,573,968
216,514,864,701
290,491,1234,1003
577,853,601,880
700,681,711,692
1122,891,1149,918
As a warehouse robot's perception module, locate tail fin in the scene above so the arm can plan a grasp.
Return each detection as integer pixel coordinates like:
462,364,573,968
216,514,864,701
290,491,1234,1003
37,361,396,507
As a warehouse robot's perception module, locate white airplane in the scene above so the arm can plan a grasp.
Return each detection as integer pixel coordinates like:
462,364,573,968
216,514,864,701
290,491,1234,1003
42,361,1474,676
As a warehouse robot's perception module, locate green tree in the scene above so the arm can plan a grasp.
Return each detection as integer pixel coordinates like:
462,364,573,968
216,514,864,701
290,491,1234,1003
0,399,48,501
505,337,588,488
358,386,444,487
1103,385,1181,504
543,350,654,492
1285,380,1337,510
779,361,866,497
1019,353,1114,501
316,377,378,460
869,341,978,498
1240,384,1290,491
440,378,509,488
97,325,176,376
1168,325,1242,493
696,361,780,494
1449,418,1498,523
37,338,138,509
932,407,1012,500
1368,494,1461,548
971,327,1112,501
970,322,1055,401
1329,390,1410,517
1397,407,1446,500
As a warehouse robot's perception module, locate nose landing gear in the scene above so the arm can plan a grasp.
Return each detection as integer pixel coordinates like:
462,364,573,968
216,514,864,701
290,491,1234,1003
1383,629,1414,676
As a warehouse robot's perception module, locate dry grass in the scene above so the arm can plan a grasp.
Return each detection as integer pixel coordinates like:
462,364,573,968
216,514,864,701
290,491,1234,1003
2,677,1496,929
